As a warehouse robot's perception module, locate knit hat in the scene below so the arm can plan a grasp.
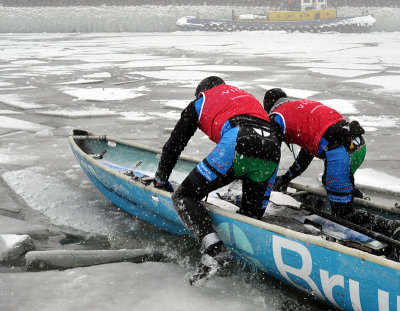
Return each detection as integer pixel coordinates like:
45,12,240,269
195,76,225,98
263,88,287,113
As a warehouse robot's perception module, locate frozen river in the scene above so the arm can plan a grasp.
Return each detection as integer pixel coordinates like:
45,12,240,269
1,20,400,311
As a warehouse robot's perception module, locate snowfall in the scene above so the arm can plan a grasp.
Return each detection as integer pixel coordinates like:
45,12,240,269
0,4,400,311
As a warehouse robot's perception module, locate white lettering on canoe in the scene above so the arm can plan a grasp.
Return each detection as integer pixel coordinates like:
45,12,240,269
378,290,389,311
272,235,323,300
272,235,400,311
320,269,344,309
349,279,362,311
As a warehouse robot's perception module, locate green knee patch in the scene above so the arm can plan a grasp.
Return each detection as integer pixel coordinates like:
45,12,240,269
350,145,366,174
233,153,277,183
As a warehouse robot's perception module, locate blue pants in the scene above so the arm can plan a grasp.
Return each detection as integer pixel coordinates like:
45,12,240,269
323,145,353,204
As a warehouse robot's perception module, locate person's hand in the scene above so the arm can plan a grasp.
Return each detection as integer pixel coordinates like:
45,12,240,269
273,173,292,192
153,176,174,192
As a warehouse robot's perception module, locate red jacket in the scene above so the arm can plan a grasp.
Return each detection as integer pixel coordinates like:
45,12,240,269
272,99,344,156
199,84,269,143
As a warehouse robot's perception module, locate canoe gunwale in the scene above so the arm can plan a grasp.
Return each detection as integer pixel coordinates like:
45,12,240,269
69,130,400,272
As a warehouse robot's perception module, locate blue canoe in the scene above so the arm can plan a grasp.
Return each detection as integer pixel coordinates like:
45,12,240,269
69,129,400,311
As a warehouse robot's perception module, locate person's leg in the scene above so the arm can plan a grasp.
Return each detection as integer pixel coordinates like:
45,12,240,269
323,145,354,218
172,167,235,244
233,125,280,218
172,128,238,253
325,144,400,238
172,129,240,286
239,169,277,219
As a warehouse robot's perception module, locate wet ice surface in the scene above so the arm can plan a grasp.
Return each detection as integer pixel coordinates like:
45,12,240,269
1,30,400,311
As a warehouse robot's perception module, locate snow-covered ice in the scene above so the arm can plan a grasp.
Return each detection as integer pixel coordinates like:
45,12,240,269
355,168,400,194
0,262,282,311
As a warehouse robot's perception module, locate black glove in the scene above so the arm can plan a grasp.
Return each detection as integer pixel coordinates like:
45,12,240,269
153,176,174,192
273,172,292,192
353,186,364,199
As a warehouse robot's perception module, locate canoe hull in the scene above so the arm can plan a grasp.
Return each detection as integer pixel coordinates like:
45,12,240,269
70,130,400,311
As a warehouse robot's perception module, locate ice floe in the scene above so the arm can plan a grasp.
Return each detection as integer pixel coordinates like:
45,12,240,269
0,234,34,262
37,109,118,118
61,87,147,101
322,99,358,115
120,111,153,121
83,72,112,78
347,75,400,92
355,168,400,194
121,58,203,69
166,65,263,72
0,116,52,132
0,94,44,109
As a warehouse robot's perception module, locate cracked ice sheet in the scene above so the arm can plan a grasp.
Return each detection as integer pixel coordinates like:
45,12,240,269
55,53,167,63
36,108,118,118
0,145,39,164
149,111,181,120
129,70,228,86
1,166,140,236
158,100,189,110
56,79,104,85
355,168,400,193
321,99,358,115
60,86,148,101
289,62,385,71
347,75,400,92
307,68,378,78
166,65,263,72
349,115,399,128
83,72,111,78
0,116,52,132
120,111,153,121
120,58,203,69
0,94,44,109
0,110,22,115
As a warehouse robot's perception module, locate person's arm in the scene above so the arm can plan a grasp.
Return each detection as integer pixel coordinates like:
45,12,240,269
155,101,199,182
274,148,314,191
287,148,314,178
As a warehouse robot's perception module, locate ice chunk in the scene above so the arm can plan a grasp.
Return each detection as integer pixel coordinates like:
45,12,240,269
0,234,34,262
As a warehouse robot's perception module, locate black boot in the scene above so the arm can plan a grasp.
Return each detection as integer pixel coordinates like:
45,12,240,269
189,240,232,287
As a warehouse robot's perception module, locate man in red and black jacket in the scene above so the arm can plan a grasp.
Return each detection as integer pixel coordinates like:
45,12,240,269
263,88,400,240
154,77,282,285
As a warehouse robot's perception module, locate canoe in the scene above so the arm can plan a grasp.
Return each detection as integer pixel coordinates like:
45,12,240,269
69,129,400,311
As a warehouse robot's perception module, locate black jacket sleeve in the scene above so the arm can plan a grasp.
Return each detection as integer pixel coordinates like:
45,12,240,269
287,148,314,179
155,101,199,181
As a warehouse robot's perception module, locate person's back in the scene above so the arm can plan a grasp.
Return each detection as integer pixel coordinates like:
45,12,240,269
198,83,269,143
271,98,344,157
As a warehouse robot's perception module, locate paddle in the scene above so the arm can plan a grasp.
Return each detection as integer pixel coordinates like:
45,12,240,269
284,193,400,251
289,181,400,215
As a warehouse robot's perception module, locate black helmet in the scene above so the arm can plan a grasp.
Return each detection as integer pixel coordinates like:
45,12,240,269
195,76,225,98
263,88,287,113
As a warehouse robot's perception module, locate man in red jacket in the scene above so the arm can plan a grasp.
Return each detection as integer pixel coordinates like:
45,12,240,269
263,88,400,240
154,77,282,285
